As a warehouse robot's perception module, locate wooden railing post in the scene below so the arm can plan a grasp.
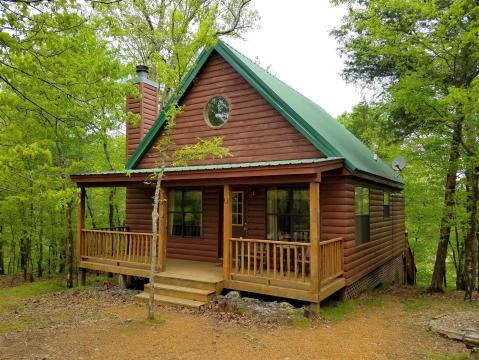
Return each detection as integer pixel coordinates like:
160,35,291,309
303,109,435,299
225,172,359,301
158,187,168,272
223,184,232,280
76,187,86,266
309,182,320,294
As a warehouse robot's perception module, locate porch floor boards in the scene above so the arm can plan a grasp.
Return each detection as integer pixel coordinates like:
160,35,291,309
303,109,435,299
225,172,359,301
80,257,346,305
158,259,224,283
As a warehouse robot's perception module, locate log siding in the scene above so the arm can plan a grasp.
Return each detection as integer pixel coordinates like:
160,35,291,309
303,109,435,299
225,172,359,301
320,176,405,286
137,53,324,169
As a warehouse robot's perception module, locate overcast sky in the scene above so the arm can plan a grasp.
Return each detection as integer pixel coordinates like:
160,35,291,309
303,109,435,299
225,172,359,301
227,0,363,117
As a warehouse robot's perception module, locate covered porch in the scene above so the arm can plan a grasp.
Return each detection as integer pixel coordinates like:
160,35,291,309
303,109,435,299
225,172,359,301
72,158,346,303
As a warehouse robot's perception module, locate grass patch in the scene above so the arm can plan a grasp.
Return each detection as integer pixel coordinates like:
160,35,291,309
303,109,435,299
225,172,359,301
287,314,312,328
403,297,431,312
320,298,384,321
0,315,49,333
403,290,479,314
428,351,470,360
0,277,64,312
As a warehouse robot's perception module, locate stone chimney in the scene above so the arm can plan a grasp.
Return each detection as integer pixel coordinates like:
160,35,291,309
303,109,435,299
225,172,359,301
125,65,159,160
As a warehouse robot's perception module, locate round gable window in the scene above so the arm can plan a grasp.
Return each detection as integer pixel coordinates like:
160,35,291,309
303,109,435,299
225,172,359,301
204,96,230,128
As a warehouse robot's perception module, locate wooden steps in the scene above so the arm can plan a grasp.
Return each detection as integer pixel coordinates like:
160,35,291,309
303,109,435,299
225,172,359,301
135,266,223,308
144,283,215,302
135,292,207,308
154,273,219,292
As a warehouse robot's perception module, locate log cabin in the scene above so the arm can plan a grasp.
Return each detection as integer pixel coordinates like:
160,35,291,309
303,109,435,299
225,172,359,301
71,40,406,309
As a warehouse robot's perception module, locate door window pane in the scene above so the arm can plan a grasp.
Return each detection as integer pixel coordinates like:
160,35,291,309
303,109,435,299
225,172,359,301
232,191,244,226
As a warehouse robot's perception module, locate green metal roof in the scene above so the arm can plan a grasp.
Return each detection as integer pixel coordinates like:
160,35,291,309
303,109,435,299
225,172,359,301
126,40,403,185
75,158,342,176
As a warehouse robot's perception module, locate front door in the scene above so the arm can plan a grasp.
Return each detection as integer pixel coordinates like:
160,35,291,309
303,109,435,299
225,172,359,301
231,190,246,238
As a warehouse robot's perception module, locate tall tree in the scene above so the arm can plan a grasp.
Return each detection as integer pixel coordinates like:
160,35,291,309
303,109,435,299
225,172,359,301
1,1,131,285
331,0,479,293
96,0,258,105
146,105,230,320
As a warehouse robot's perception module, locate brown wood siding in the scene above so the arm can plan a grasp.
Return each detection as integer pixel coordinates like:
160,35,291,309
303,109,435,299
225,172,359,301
167,187,220,262
137,53,324,169
125,187,154,233
320,176,355,247
126,82,158,160
320,176,405,286
126,186,220,262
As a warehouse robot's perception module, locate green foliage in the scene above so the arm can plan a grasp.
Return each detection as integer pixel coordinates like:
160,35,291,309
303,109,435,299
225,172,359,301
332,0,479,290
0,1,257,281
0,2,134,278
95,0,259,104
173,137,232,166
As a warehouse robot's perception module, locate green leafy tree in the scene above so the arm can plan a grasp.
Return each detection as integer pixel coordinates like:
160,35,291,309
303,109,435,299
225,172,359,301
331,0,479,295
146,106,230,320
1,1,131,286
95,0,258,104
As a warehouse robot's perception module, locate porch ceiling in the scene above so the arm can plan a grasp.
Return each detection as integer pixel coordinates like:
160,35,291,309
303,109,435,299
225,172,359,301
70,157,344,187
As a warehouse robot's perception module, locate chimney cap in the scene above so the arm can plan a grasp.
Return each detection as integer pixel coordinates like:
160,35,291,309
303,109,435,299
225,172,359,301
133,64,158,88
136,64,149,74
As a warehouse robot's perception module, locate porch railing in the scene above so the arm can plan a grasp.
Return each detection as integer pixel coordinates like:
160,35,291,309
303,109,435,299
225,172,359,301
80,229,154,266
93,226,130,232
319,237,343,284
230,238,312,282
229,237,343,289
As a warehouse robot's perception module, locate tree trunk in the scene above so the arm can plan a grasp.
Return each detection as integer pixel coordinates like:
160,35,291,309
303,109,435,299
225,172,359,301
148,172,163,320
0,224,4,275
9,224,16,275
464,167,478,301
26,201,34,282
20,234,27,280
38,215,43,278
108,188,116,228
48,243,51,275
65,201,74,288
103,130,117,276
430,120,463,292
452,226,465,290
85,192,97,229
102,132,117,230
55,132,74,285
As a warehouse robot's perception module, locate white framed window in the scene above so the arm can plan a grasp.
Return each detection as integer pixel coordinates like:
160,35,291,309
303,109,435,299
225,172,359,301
232,191,244,226
204,96,230,128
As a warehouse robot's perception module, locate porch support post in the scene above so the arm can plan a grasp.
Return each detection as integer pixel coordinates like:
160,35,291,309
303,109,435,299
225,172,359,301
76,187,86,270
309,182,320,295
223,184,232,280
158,187,168,272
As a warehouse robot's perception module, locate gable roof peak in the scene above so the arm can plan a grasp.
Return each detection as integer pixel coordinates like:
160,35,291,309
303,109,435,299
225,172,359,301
126,40,402,185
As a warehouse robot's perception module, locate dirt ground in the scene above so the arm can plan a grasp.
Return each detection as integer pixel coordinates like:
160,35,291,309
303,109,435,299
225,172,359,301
0,278,476,360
